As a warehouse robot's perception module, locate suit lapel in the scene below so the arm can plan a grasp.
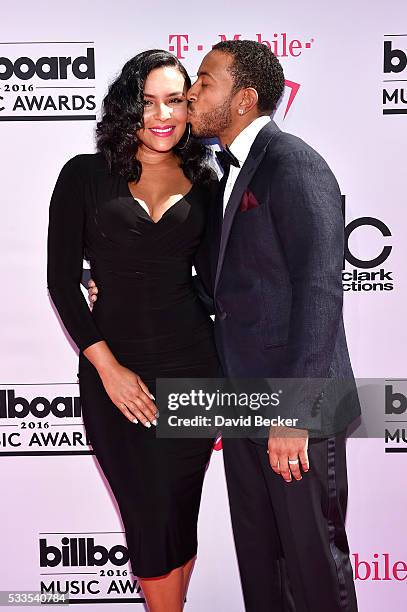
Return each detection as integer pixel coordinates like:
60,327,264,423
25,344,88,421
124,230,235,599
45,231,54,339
213,120,281,294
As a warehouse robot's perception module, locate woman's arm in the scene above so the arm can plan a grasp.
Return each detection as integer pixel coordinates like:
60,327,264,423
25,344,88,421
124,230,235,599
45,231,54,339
47,156,103,351
83,340,157,425
47,156,157,426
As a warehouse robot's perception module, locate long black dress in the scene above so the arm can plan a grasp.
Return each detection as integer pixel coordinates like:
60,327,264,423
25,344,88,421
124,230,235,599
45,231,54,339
47,153,219,578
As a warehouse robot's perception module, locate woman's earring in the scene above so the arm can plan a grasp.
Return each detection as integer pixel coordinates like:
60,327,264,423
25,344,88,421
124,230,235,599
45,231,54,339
238,109,244,116
177,123,191,150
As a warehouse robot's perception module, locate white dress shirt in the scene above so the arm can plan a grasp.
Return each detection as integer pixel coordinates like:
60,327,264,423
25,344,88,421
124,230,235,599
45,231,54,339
222,115,271,216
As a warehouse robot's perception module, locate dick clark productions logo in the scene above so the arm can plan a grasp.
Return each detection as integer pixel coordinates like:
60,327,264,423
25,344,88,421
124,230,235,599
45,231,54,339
342,196,393,292
0,42,96,120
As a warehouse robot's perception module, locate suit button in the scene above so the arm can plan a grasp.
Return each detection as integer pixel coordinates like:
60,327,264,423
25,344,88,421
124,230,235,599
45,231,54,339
219,311,227,321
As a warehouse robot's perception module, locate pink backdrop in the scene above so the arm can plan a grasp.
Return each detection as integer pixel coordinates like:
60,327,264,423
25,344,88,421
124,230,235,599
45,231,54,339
0,1,406,610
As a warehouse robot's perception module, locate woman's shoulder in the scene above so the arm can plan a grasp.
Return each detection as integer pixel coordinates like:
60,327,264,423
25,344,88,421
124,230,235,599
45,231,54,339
60,152,108,177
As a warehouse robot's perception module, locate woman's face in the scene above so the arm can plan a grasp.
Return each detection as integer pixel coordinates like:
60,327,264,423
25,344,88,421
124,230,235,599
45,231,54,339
136,66,188,153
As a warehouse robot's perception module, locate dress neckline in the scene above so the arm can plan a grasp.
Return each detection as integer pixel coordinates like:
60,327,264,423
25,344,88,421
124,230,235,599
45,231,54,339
126,182,197,225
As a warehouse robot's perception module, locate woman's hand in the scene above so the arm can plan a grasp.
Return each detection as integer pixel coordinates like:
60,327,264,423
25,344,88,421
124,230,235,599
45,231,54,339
83,341,157,427
99,362,158,427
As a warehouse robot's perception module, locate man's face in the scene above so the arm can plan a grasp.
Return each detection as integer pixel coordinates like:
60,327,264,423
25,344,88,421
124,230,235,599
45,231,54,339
187,51,236,138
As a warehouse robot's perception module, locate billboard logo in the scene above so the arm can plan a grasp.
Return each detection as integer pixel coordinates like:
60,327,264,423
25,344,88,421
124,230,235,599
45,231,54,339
384,380,407,453
385,384,407,416
353,553,407,581
0,42,97,121
382,35,407,115
40,537,129,568
0,384,92,456
38,532,145,603
0,49,95,81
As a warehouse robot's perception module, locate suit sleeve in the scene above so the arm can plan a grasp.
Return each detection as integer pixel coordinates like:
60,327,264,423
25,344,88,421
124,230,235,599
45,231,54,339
47,156,104,351
192,274,215,315
269,149,344,380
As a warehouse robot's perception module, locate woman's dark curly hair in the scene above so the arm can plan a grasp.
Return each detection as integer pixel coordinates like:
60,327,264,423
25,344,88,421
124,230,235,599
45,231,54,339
96,49,213,184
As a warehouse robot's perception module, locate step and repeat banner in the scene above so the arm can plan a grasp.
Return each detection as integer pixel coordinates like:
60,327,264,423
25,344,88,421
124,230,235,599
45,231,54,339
0,1,406,610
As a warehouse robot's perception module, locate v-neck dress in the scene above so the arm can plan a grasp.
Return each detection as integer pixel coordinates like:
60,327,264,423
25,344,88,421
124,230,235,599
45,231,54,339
47,152,219,578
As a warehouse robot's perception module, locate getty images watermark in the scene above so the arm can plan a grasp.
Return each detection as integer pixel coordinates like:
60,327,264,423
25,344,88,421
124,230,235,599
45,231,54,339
155,378,406,446
166,387,299,429
155,378,333,438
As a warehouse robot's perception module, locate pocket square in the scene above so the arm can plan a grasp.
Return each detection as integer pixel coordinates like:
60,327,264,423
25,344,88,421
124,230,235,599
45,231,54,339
239,189,260,212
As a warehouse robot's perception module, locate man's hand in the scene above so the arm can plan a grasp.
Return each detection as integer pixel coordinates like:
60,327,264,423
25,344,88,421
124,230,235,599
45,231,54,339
88,278,98,308
267,426,309,482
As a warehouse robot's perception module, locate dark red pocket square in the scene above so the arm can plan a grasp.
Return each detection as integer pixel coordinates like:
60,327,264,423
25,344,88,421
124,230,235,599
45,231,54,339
239,189,260,212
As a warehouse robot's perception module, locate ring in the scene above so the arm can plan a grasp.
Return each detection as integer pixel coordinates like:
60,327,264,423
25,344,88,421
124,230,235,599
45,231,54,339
288,458,299,465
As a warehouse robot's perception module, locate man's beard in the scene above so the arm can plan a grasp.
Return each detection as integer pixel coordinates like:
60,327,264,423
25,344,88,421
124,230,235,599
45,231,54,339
189,96,233,139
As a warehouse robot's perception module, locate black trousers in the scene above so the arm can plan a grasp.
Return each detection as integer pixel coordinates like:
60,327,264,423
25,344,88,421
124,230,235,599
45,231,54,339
222,431,358,612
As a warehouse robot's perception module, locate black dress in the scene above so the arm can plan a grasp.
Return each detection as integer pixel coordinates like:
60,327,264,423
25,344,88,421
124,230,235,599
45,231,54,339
47,153,219,578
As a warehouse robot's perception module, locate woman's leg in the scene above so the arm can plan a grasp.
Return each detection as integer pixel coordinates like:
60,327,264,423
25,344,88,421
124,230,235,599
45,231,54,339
182,556,196,606
138,555,197,612
139,567,184,612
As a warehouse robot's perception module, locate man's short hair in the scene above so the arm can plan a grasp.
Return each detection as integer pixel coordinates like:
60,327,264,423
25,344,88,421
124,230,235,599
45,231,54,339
212,39,285,113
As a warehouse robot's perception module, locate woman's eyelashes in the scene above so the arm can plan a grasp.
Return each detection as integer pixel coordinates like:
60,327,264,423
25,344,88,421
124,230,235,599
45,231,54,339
142,97,186,107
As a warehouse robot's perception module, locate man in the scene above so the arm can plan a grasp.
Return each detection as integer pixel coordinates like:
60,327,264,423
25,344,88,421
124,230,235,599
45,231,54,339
90,40,361,611
187,40,360,612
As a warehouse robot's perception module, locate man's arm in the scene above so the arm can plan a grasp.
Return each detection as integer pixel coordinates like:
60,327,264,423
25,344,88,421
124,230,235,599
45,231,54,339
266,148,344,481
88,274,215,315
192,273,215,315
269,148,344,380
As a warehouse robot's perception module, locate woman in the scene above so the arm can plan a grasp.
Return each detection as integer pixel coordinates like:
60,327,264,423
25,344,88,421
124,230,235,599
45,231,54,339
47,49,219,612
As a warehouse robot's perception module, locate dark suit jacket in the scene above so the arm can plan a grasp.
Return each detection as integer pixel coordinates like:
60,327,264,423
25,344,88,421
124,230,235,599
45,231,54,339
195,119,361,436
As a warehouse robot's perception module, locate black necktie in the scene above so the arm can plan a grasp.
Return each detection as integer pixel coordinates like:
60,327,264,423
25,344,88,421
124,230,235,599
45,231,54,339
215,145,240,174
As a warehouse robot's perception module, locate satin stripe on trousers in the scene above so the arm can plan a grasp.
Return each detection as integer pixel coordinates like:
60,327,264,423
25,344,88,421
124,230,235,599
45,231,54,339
222,431,358,612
